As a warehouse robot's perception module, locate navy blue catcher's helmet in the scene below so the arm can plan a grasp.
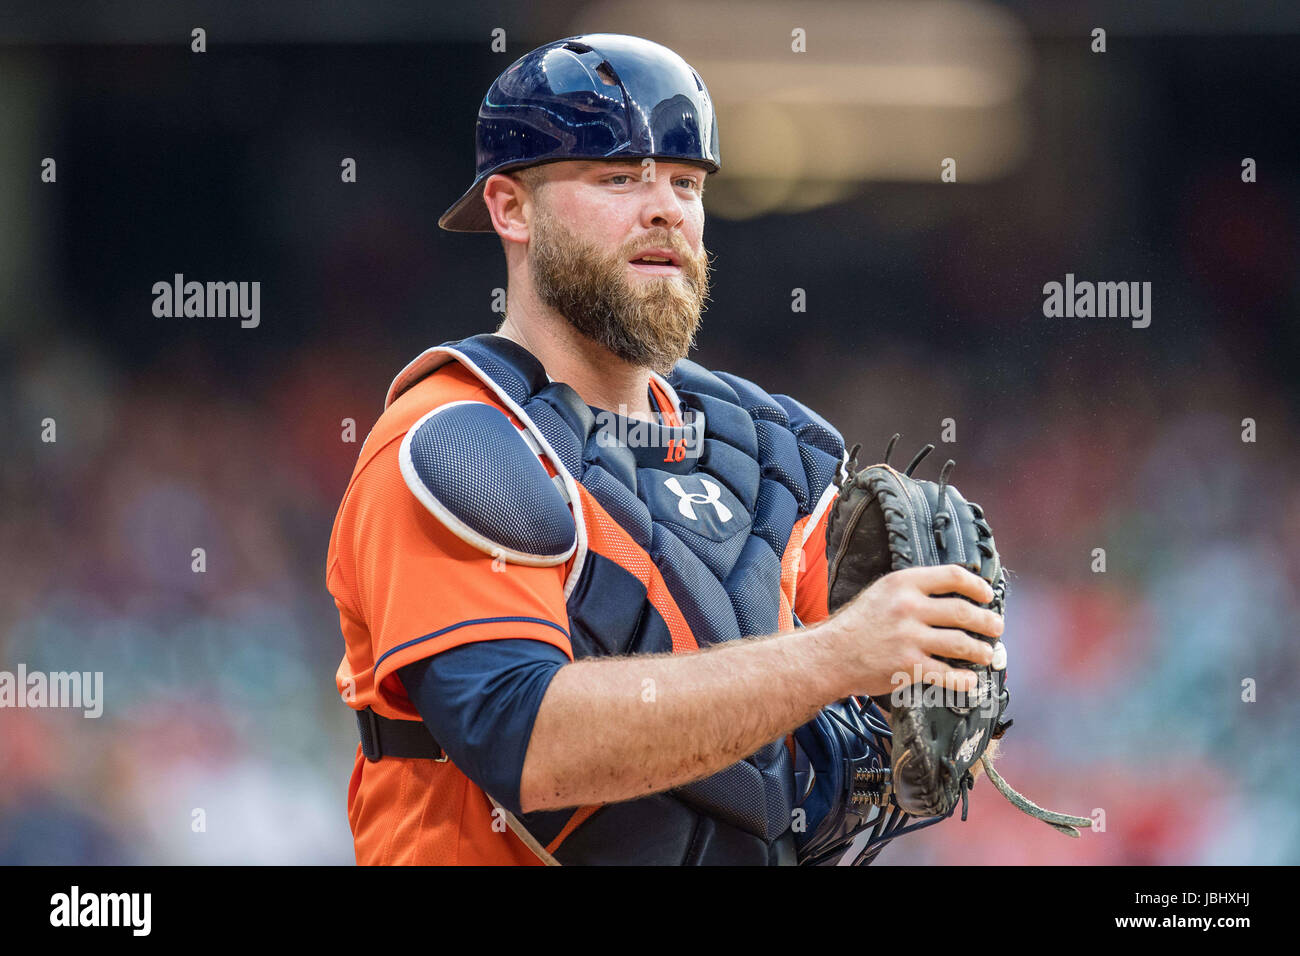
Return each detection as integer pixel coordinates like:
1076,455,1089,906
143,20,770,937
439,34,721,232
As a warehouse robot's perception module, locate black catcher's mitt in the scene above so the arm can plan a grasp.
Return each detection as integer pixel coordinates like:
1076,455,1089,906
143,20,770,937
824,435,1090,839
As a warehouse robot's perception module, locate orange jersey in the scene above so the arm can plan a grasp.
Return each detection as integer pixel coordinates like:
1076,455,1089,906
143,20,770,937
327,357,837,865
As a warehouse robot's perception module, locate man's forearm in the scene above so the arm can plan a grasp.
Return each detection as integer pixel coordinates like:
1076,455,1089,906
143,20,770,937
518,619,850,813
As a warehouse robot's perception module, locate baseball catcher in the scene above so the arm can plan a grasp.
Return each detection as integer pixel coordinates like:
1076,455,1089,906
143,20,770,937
327,33,1088,866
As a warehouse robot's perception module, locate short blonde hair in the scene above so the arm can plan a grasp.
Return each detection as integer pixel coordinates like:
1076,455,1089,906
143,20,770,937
511,164,549,191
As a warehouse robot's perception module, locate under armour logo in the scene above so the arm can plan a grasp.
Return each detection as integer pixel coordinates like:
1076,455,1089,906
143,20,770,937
664,476,733,523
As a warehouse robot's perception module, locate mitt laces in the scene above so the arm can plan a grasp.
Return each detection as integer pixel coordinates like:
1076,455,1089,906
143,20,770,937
843,435,936,481
947,720,1090,838
975,759,1093,838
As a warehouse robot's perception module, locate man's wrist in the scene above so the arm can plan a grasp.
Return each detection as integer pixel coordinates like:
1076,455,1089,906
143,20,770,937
783,617,856,706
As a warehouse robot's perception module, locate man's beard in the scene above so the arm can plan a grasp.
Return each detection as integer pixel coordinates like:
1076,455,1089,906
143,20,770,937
529,205,710,375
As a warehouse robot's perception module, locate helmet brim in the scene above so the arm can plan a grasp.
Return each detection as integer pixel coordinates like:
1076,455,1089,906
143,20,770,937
438,176,495,233
436,159,567,233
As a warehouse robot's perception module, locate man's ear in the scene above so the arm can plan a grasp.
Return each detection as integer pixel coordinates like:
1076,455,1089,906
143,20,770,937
483,173,532,245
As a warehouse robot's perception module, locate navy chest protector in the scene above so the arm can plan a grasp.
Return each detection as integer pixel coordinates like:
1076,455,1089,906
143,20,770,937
390,334,848,864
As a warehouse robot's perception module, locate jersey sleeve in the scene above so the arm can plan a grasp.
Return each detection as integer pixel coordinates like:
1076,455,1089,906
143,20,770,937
399,639,569,816
331,432,574,714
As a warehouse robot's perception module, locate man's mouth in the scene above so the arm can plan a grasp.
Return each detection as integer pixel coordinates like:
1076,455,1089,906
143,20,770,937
628,249,682,274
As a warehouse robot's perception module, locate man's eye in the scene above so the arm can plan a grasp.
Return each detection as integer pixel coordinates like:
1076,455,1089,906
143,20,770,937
675,178,701,191
608,174,633,185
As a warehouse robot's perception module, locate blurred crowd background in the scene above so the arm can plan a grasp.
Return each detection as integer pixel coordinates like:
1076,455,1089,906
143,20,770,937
2,1,1298,864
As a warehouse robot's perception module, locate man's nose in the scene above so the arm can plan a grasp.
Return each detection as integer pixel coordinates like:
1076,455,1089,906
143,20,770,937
638,171,687,230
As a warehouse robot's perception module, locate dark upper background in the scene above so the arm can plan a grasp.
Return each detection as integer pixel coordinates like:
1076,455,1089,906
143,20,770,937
1,1,1297,863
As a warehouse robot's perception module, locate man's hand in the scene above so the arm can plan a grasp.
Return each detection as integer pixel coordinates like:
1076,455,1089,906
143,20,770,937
823,564,1002,698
